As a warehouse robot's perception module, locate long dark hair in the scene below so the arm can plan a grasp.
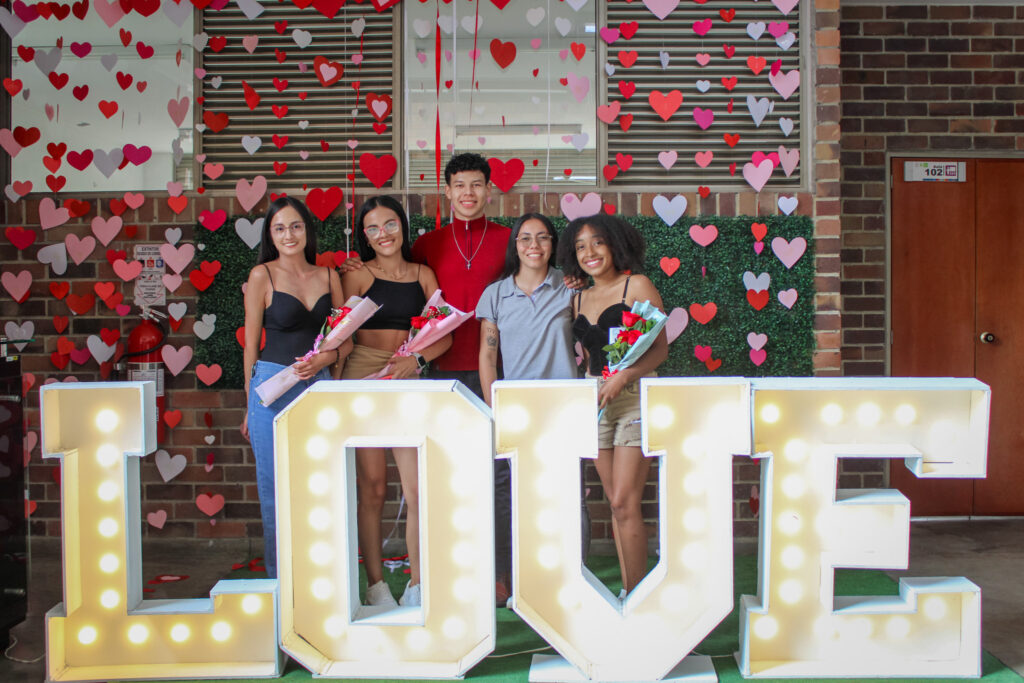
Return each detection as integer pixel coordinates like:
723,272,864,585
257,196,317,265
556,214,645,281
353,195,414,263
499,213,557,279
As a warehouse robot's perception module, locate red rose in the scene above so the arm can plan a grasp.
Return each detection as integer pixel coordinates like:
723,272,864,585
427,306,440,316
625,329,642,345
411,316,428,329
622,311,642,327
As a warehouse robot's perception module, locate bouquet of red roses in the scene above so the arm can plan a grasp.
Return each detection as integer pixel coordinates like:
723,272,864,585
363,289,472,379
597,300,667,418
255,295,379,404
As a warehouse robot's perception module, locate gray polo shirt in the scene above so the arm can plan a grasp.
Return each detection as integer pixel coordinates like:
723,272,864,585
476,267,579,380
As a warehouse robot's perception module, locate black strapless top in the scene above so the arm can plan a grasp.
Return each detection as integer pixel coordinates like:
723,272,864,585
361,275,427,330
572,277,631,376
260,265,332,365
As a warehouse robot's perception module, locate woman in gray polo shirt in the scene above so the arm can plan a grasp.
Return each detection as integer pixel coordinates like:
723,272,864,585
477,213,590,578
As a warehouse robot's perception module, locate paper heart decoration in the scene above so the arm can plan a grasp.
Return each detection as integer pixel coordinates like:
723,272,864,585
642,0,678,20
39,197,71,230
193,314,216,340
165,227,182,245
196,493,225,517
657,150,677,170
86,335,117,363
742,271,771,291
163,409,182,429
146,509,168,529
196,363,222,386
688,302,717,325
235,175,267,212
489,38,516,69
4,321,33,351
112,258,143,281
659,256,680,277
778,195,798,215
746,95,772,128
359,152,397,188
746,21,765,40
743,158,774,192
771,236,806,268
648,89,682,121
693,345,712,363
38,243,69,276
749,348,767,367
162,274,183,292
652,194,687,227
688,224,718,247
488,158,525,193
746,289,770,310
692,107,714,130
159,243,195,274
777,288,798,309
779,117,795,136
154,449,187,482
168,301,187,321
694,150,713,168
306,186,343,220
747,332,768,351
772,0,799,15
776,32,796,51
665,307,688,344
560,192,602,220
160,344,193,376
199,209,227,231
1,270,32,303
778,145,799,177
235,217,263,249
565,72,591,103
4,226,36,250
769,68,800,100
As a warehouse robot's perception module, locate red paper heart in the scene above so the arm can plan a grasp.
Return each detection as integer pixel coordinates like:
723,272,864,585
5,226,37,250
50,281,70,299
163,409,182,428
366,92,393,122
751,222,768,241
617,50,638,68
617,80,636,99
487,157,525,193
202,110,229,133
659,256,680,276
723,133,741,147
489,38,516,69
619,114,633,132
688,302,717,324
313,55,343,87
358,152,397,188
53,315,69,333
242,80,260,110
619,20,638,39
66,292,95,315
747,55,766,75
746,289,769,310
306,186,344,220
698,186,711,198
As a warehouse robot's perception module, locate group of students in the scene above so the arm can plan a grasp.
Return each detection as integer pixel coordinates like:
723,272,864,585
241,153,668,608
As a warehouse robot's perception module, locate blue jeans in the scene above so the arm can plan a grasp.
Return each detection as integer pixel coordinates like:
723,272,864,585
248,360,329,578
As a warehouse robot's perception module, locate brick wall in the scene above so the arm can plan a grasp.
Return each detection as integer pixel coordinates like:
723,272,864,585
839,3,1024,375
2,0,842,548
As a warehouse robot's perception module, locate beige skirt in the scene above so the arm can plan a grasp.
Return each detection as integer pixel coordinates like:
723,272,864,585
341,344,410,380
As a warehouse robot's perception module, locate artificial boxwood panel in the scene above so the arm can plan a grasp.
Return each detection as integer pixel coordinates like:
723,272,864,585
196,213,814,390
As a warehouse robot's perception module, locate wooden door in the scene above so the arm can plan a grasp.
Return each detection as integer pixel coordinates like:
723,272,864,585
889,157,1024,515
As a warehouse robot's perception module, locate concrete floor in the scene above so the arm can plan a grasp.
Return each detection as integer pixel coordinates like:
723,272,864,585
3,520,1022,681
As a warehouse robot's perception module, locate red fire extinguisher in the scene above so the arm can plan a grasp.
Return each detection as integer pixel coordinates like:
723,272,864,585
123,307,167,442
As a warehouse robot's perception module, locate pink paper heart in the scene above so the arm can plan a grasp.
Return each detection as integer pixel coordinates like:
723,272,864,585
112,258,143,281
560,192,602,221
749,349,767,366
559,48,569,60
530,38,542,49
688,224,718,247
754,241,764,255
747,332,768,351
694,345,712,363
694,150,713,168
416,51,427,64
162,273,183,292
777,288,798,309
665,307,688,344
161,344,193,376
39,197,71,231
658,150,677,170
351,53,364,65
147,509,168,529
65,234,96,265
771,236,807,269
91,215,123,245
115,304,131,316
695,52,710,66
743,159,774,193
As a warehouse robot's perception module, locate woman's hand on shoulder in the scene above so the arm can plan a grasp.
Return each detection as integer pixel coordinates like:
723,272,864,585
339,255,364,273
563,274,588,291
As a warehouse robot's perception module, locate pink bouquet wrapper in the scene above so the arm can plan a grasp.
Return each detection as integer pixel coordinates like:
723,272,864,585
255,295,380,405
363,289,473,379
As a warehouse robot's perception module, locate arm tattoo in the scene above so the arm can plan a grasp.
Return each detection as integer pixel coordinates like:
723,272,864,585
486,331,498,348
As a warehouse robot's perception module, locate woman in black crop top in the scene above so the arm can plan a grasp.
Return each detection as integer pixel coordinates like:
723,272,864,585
242,196,350,578
557,214,668,597
341,195,451,608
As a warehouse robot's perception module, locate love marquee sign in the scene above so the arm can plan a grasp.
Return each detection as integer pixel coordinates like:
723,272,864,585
41,377,987,681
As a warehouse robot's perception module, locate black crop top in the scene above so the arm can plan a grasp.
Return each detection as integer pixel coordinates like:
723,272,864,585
360,270,427,331
572,277,631,376
261,265,333,366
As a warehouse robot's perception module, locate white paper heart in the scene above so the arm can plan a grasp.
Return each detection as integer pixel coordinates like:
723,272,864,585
746,21,765,40
37,243,68,276
742,271,771,291
193,313,217,340
652,194,687,227
154,449,187,482
165,227,182,245
241,135,262,155
3,321,33,351
86,335,116,364
235,218,263,249
777,196,798,215
779,117,794,136
747,332,768,351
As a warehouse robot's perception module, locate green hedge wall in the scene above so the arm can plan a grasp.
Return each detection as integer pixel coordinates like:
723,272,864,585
196,213,814,389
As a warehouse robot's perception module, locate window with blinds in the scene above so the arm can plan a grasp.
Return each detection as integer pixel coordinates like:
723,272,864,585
602,1,803,189
199,3,397,191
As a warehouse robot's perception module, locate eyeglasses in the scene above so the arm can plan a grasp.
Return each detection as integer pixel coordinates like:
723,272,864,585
364,220,402,239
516,234,553,246
272,222,305,235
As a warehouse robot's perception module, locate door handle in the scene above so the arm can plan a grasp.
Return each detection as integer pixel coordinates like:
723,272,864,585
980,332,996,344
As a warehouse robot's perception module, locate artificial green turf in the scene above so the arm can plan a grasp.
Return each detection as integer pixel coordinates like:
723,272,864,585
148,553,1021,683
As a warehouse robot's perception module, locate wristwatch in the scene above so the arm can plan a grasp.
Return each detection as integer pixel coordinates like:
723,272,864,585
413,352,427,371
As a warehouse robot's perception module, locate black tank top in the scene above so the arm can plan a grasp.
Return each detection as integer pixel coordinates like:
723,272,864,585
260,265,333,365
572,276,631,376
360,266,427,330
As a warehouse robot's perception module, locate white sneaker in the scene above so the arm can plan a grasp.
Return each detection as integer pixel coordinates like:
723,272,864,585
366,580,397,606
399,581,421,606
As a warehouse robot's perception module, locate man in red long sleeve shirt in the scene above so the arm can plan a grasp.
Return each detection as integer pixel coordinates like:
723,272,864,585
411,154,513,605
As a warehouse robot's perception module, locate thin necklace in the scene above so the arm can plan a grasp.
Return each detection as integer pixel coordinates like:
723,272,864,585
370,260,408,280
452,218,489,270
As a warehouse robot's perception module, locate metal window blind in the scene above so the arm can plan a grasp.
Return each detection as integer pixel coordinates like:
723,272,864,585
200,4,397,191
601,2,802,189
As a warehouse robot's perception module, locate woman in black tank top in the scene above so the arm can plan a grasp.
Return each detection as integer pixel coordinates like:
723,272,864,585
242,196,349,579
340,196,452,608
557,214,669,598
